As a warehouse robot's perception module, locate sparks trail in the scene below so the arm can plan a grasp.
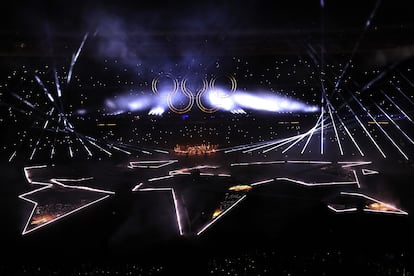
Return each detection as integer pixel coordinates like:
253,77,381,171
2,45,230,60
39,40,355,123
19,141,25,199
67,33,89,85
10,92,36,110
7,104,57,162
53,68,65,113
4,33,124,161
35,75,56,104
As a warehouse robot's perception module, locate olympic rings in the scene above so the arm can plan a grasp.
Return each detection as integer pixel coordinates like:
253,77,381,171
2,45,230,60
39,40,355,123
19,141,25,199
167,78,195,114
151,74,237,114
151,74,178,97
196,75,237,113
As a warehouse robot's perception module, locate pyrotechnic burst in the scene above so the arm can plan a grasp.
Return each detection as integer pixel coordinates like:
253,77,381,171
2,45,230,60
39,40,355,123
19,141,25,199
1,34,166,162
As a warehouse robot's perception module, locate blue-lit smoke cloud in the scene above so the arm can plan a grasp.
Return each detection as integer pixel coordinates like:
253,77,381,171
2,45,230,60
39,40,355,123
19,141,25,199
86,5,237,78
85,5,318,115
208,89,318,113
105,87,318,115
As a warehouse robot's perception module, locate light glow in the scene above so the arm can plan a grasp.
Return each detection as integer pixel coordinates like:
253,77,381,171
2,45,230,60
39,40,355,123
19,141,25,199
148,106,165,116
228,185,253,191
340,192,408,215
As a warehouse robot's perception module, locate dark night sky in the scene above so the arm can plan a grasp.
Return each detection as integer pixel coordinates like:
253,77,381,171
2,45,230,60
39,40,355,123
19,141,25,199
0,0,413,64
1,1,413,34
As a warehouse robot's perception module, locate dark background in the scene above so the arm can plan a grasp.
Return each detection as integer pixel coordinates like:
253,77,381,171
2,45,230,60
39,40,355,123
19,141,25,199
1,0,414,274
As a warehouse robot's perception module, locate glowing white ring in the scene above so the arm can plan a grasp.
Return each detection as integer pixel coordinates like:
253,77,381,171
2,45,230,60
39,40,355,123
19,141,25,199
196,75,237,113
167,79,195,114
152,74,237,114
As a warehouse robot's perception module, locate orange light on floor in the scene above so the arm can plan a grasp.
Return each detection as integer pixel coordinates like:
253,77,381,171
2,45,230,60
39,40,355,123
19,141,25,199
31,215,55,225
228,185,252,192
212,209,223,219
368,202,396,211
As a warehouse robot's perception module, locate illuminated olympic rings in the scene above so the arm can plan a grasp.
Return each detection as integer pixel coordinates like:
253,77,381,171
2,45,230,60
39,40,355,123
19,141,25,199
151,74,237,114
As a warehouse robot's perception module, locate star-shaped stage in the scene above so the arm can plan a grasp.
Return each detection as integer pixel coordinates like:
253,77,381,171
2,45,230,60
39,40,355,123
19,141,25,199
19,150,408,237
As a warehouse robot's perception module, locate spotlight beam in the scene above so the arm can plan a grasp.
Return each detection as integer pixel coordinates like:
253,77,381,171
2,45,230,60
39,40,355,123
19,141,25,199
330,103,365,156
362,69,389,91
262,135,307,154
332,0,382,96
110,145,132,155
282,126,322,154
335,92,386,158
300,113,323,155
257,117,327,154
348,104,386,158
320,105,325,155
243,135,301,153
29,108,54,160
326,100,344,155
374,103,414,144
398,69,414,88
349,94,408,160
75,135,93,157
86,138,112,156
222,140,273,153
380,90,414,124
221,140,270,153
319,0,327,157
390,81,414,106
